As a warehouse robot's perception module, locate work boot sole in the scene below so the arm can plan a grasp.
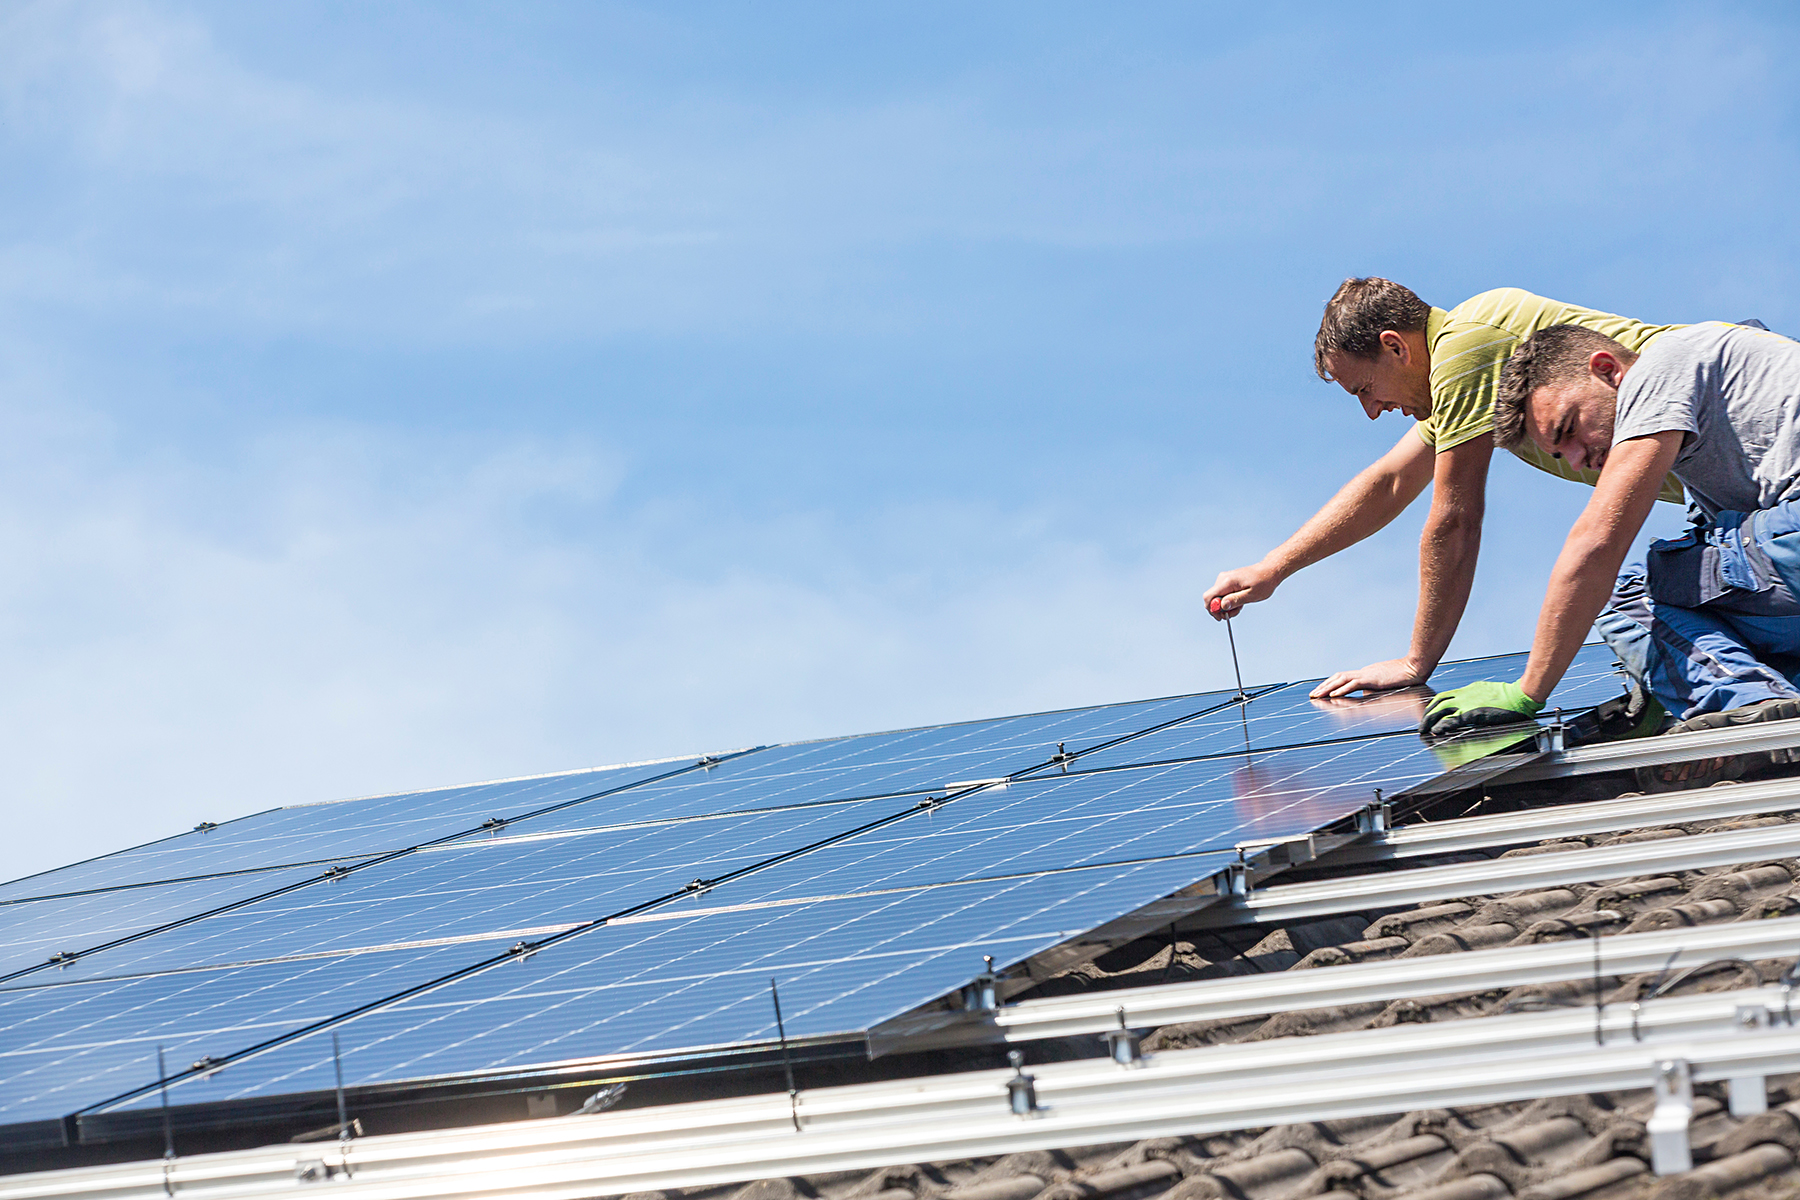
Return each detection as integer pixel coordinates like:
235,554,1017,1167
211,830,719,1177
1635,697,1800,793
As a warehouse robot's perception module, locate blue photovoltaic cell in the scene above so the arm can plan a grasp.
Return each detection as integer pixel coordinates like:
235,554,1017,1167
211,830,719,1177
0,758,697,904
0,865,334,979
1059,645,1624,773
114,853,1234,1112
488,690,1245,837
42,796,909,986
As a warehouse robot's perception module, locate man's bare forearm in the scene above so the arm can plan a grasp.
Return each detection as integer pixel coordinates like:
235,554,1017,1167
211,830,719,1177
1518,530,1622,703
1518,432,1684,702
1408,506,1480,675
1399,435,1492,678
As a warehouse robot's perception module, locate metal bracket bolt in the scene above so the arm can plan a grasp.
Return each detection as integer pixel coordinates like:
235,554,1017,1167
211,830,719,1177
1005,1050,1038,1115
1100,1007,1142,1067
963,955,1002,1012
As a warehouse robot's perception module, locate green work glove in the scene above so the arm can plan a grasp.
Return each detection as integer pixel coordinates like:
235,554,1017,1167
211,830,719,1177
1420,680,1544,738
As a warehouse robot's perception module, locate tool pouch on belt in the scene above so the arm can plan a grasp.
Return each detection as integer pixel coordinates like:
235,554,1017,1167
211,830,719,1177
1647,503,1800,617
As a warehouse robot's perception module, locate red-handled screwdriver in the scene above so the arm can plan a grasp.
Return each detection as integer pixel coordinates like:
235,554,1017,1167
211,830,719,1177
1209,597,1249,702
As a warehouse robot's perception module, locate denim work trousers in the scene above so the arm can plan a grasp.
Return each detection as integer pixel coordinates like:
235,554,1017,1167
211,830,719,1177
1595,498,1800,719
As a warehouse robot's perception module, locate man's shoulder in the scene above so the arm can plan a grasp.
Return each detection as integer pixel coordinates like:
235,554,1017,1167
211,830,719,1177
1443,287,1545,327
1636,321,1789,377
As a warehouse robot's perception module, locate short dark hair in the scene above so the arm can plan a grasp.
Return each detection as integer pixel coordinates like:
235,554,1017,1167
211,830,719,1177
1494,325,1638,449
1313,278,1432,380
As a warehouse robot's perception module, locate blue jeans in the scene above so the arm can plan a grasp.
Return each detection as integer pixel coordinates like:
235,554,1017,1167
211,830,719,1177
1595,499,1800,719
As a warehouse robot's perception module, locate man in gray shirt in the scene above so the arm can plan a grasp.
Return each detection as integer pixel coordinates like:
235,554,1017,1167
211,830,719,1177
1416,321,1800,788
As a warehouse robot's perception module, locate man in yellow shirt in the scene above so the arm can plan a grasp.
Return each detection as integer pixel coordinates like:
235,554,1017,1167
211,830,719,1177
1201,279,1683,700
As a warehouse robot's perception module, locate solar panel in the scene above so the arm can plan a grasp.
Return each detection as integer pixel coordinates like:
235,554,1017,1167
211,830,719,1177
0,865,334,980
97,853,1237,1116
34,795,912,987
0,757,699,904
0,651,1605,1142
48,731,1479,1121
0,940,484,1126
491,689,1249,837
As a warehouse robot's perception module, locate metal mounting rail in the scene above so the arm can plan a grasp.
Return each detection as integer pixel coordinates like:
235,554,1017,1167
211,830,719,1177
9,988,1798,1200
869,914,1800,1055
1502,720,1800,783
1332,776,1800,865
1189,820,1800,929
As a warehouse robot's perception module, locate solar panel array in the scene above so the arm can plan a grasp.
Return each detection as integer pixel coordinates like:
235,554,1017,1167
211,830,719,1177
0,646,1628,1144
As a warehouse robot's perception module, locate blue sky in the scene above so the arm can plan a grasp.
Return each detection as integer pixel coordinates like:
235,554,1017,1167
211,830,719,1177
3,1,1797,880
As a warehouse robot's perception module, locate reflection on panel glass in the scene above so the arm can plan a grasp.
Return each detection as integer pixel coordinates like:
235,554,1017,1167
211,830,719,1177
1059,643,1624,772
701,735,1467,903
42,796,906,986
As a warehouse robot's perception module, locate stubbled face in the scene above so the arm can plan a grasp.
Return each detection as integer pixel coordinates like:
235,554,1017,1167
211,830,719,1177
1325,333,1433,421
1526,378,1620,472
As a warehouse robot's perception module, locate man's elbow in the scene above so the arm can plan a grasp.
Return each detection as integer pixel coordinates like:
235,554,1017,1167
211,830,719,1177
1424,503,1485,539
1558,527,1628,574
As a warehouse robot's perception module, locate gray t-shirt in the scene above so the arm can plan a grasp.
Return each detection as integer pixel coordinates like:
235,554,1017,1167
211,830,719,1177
1613,322,1800,518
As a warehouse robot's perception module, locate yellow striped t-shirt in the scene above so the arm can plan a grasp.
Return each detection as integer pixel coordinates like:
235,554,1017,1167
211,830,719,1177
1419,288,1686,504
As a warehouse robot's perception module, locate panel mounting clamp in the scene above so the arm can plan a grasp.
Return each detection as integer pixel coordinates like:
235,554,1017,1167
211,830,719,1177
1005,1050,1038,1116
1100,1006,1143,1067
963,955,1003,1012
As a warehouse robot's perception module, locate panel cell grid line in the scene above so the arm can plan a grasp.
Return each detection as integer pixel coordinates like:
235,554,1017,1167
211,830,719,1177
102,853,1236,1115
495,690,1249,837
33,795,912,988
1059,644,1624,773
0,758,699,904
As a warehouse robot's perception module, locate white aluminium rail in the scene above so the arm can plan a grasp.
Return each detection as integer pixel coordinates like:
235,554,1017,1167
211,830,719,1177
870,914,1800,1053
1192,819,1800,929
1338,776,1800,865
7,988,1799,1200
1509,720,1800,782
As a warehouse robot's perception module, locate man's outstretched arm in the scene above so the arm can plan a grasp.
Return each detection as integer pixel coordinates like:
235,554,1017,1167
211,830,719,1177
1312,434,1493,697
1518,431,1685,702
1203,428,1434,616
